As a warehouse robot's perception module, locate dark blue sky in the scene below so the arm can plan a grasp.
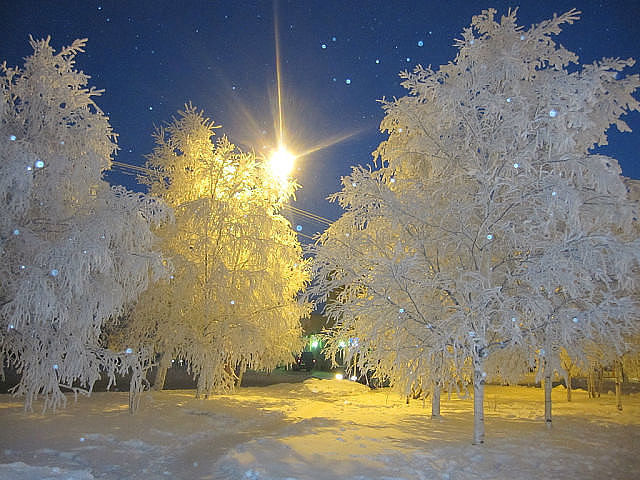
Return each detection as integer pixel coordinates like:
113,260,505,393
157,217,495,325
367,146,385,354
2,1,639,239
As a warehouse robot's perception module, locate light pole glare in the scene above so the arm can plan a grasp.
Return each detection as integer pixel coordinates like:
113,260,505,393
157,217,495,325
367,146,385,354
268,146,295,182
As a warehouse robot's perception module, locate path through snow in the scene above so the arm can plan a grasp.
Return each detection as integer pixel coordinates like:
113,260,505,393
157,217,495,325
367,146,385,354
1,379,639,479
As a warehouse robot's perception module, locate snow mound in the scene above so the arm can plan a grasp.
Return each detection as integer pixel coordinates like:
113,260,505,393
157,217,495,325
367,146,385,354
0,462,95,480
302,378,370,396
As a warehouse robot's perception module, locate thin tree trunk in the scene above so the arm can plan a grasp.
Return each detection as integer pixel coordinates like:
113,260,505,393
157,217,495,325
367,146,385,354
473,359,485,445
615,360,623,411
196,375,205,399
234,364,245,388
597,366,603,398
588,363,602,398
432,381,441,418
152,351,172,391
544,371,552,427
128,363,144,414
128,390,140,414
566,372,572,402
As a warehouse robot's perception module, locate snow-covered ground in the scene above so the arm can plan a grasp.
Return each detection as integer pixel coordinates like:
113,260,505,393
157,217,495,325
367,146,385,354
1,377,639,479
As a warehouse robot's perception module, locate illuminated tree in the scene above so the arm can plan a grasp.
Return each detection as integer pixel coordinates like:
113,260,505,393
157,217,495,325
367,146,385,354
0,37,167,412
310,9,640,444
120,105,310,396
310,184,460,417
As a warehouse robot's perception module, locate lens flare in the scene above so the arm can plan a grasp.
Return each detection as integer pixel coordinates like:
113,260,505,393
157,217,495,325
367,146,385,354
220,2,367,186
268,146,295,182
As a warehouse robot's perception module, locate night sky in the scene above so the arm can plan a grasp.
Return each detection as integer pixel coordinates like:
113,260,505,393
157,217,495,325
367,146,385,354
2,1,639,240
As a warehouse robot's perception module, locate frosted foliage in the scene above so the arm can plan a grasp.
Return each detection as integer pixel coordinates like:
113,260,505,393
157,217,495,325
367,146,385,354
309,9,640,413
118,105,311,396
0,38,168,412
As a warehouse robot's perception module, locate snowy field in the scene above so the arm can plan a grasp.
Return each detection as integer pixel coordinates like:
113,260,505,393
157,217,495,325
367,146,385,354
1,378,639,480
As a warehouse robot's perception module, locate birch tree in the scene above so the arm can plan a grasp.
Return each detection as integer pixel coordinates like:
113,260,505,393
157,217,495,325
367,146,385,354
310,8,640,444
0,37,167,412
119,105,310,396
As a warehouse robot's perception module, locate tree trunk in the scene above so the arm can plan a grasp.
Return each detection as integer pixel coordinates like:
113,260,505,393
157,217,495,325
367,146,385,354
196,374,206,399
128,363,144,414
432,381,441,418
152,351,172,391
588,363,601,399
544,371,552,427
472,359,485,445
615,360,623,411
128,390,140,414
597,366,603,398
566,372,572,402
235,364,245,388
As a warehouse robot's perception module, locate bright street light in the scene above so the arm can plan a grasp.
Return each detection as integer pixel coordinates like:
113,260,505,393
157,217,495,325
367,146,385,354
268,146,295,184
269,146,295,176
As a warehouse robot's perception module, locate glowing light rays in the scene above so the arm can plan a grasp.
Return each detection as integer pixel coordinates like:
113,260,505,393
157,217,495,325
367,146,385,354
213,1,367,187
295,129,366,158
274,0,285,149
268,145,295,182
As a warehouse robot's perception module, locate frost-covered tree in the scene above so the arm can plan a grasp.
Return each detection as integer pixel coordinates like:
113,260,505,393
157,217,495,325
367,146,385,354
310,9,640,444
0,37,168,412
119,105,310,396
310,182,461,417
